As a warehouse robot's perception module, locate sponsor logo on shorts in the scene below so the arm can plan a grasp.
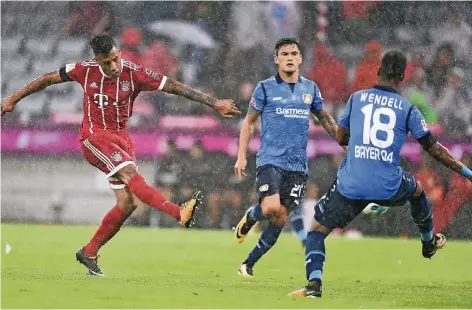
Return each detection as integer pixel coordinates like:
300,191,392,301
111,151,122,162
120,80,130,92
303,93,312,104
259,184,269,192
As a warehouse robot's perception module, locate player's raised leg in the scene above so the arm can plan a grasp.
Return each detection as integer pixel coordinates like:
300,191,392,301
76,188,138,276
117,164,202,228
82,132,202,228
407,180,446,258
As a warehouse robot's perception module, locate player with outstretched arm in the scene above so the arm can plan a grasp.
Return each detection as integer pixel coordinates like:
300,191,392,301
1,34,240,276
289,51,472,298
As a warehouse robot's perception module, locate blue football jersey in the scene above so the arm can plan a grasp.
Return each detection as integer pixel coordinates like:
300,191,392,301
337,85,429,199
250,74,324,173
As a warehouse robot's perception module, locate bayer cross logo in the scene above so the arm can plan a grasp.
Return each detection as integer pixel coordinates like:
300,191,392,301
303,93,312,104
111,151,122,162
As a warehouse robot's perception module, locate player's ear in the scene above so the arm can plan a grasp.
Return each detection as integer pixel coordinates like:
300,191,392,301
399,73,405,82
377,68,381,77
274,54,279,65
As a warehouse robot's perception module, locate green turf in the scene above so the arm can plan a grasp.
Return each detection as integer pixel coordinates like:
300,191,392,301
2,224,472,308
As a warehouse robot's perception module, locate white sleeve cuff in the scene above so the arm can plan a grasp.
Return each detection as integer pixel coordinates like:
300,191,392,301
158,76,168,91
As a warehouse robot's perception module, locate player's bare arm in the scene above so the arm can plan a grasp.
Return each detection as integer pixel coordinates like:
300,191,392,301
312,109,348,151
1,71,65,116
234,108,260,179
312,109,338,140
161,78,241,119
336,126,350,146
424,141,472,181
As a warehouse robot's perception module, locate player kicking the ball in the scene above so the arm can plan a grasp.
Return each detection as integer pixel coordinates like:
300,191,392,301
233,38,343,277
1,34,240,276
289,51,472,298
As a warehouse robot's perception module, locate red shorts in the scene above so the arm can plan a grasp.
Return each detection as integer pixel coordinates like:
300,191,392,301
81,130,137,190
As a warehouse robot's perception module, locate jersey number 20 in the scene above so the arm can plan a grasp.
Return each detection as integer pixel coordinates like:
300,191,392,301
361,104,396,148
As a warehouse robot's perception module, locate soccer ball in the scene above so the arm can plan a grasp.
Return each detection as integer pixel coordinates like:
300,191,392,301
362,203,390,216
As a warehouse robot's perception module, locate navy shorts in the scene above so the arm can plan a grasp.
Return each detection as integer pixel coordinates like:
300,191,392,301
256,164,308,211
314,171,417,229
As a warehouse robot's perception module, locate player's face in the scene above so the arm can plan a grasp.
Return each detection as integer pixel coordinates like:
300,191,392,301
274,44,302,74
95,47,122,79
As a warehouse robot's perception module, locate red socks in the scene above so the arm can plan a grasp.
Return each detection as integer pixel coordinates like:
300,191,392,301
83,175,181,258
127,174,181,220
83,205,129,257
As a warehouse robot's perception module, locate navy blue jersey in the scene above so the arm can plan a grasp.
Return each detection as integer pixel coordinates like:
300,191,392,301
250,74,324,173
337,85,429,199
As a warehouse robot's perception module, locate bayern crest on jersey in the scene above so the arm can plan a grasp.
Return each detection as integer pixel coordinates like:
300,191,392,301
120,80,130,92
111,151,122,162
303,93,312,104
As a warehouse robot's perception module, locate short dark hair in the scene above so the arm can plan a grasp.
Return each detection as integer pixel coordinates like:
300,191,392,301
275,38,301,56
378,51,407,83
90,34,117,56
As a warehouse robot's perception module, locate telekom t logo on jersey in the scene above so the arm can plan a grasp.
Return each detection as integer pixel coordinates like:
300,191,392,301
94,93,109,108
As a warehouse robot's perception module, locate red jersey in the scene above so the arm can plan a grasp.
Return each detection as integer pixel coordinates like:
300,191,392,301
64,59,166,140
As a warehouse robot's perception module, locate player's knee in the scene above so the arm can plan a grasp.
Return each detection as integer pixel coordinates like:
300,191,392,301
117,164,138,184
261,195,281,216
414,181,423,198
309,219,331,236
271,213,287,226
117,198,137,214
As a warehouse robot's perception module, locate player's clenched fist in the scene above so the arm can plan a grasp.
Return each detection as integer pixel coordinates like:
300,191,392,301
234,157,248,180
1,96,19,116
214,99,241,119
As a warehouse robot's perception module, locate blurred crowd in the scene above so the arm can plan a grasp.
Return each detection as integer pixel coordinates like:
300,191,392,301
60,1,472,136
2,1,472,135
2,1,472,236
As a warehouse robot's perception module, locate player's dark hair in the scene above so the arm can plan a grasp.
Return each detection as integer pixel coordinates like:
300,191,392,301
275,38,301,56
378,51,407,83
90,34,117,56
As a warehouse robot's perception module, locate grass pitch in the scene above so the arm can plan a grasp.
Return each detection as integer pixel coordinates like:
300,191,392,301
2,223,472,308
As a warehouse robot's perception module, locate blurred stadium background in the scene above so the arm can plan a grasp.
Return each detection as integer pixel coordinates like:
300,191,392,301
1,1,472,239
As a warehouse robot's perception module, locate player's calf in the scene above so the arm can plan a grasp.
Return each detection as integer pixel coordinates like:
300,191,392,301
117,165,191,223
408,181,435,244
289,207,306,245
239,221,283,273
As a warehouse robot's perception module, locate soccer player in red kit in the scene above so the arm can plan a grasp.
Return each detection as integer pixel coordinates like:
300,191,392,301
1,34,241,276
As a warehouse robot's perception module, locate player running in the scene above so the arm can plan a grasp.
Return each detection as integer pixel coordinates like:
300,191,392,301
1,34,240,276
233,38,343,277
289,51,472,298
